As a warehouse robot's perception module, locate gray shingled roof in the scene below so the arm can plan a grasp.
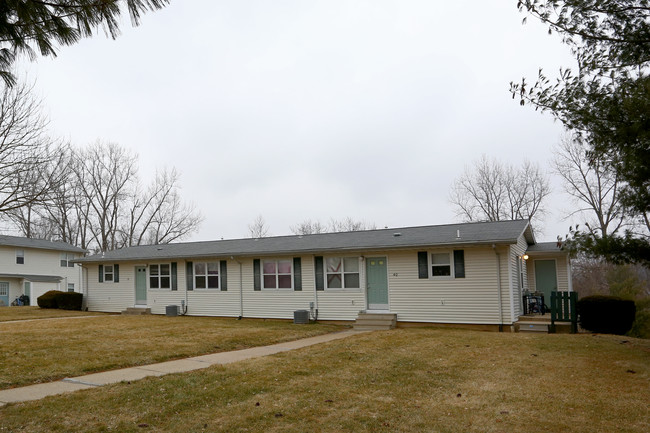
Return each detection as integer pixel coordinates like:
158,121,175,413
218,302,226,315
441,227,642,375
75,220,533,263
0,235,85,253
526,241,567,254
0,273,63,282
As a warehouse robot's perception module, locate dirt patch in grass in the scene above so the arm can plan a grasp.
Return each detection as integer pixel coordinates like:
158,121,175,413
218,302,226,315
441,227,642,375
1,328,648,433
0,315,344,389
0,306,109,322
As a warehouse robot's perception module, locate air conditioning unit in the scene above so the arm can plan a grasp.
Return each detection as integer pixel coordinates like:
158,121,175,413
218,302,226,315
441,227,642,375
293,310,309,324
166,305,179,317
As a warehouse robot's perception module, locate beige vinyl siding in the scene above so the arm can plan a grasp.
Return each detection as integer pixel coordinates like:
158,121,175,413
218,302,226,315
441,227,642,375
509,235,529,319
151,260,242,317
312,255,366,321
240,256,314,320
85,246,530,325
527,254,570,292
387,246,512,325
85,264,136,312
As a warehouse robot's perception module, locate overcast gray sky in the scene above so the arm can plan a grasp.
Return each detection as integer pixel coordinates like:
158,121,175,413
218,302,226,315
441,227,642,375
18,0,579,242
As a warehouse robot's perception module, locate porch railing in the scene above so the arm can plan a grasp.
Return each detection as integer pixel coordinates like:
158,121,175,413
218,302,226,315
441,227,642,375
550,291,578,334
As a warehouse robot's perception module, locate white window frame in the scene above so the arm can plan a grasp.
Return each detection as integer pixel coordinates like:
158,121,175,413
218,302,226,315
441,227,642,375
429,251,454,279
325,256,361,290
67,283,75,292
149,263,171,290
60,253,75,268
0,282,8,296
16,249,24,265
262,259,293,290
103,265,114,282
194,262,220,289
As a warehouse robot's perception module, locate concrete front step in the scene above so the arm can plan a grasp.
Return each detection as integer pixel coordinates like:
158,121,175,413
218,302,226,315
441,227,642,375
517,315,551,322
517,321,549,333
121,307,151,315
354,312,397,331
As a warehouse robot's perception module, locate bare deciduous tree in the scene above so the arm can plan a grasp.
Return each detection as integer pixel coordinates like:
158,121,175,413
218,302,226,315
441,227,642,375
554,134,627,237
450,155,551,228
290,217,376,235
0,82,63,215
74,141,138,252
4,140,203,252
248,214,270,238
290,219,327,235
328,217,376,232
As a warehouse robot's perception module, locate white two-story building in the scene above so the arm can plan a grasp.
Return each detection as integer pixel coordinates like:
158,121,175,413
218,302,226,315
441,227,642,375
0,235,85,306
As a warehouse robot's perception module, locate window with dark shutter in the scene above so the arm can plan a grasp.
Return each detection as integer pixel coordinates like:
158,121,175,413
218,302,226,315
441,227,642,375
99,264,104,283
315,256,324,291
220,261,228,291
253,259,261,291
417,252,428,279
171,262,178,290
114,264,120,283
186,261,194,291
453,250,465,278
293,257,302,291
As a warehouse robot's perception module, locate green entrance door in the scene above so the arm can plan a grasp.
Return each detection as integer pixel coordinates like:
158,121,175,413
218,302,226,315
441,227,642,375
24,282,31,306
534,259,557,306
135,266,147,305
366,257,389,310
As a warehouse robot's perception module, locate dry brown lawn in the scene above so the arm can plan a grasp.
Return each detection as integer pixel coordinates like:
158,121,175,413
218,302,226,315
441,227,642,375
1,327,648,433
0,314,343,389
0,306,109,322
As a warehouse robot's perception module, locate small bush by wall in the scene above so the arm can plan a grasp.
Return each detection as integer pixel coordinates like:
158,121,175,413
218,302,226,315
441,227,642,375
37,290,83,310
577,295,636,335
58,292,83,310
37,290,62,309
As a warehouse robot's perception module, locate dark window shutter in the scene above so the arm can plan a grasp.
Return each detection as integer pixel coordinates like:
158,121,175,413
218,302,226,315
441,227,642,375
454,250,465,278
417,252,428,279
114,264,120,283
315,256,324,291
99,265,104,283
171,262,178,290
186,261,194,291
293,257,302,291
253,259,261,291
220,260,228,291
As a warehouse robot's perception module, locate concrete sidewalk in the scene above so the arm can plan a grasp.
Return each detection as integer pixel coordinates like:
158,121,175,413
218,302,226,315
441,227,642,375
0,330,364,406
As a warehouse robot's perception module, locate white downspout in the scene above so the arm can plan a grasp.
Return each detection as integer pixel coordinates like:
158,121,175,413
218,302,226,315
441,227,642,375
567,255,573,292
231,257,243,319
493,244,503,332
313,255,319,319
79,264,88,311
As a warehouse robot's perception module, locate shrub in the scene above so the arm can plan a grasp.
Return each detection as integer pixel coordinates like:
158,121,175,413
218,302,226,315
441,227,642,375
37,290,83,310
577,295,636,335
37,290,62,309
57,292,83,310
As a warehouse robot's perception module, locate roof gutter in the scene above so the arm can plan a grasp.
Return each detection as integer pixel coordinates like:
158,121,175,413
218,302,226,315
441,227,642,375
72,240,519,264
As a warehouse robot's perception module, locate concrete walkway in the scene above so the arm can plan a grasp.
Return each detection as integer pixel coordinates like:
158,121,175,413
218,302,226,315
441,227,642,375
0,330,364,406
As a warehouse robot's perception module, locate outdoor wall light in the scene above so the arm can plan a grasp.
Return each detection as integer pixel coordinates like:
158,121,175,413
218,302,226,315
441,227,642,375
522,254,529,260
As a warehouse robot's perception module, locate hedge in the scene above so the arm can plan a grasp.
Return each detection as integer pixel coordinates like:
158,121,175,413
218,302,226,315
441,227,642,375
37,290,83,311
577,295,636,335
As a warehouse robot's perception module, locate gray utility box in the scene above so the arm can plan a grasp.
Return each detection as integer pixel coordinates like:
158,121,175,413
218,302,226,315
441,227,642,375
166,305,179,317
293,310,309,324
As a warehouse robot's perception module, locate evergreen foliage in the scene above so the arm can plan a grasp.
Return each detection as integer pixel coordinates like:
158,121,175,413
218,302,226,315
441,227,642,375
37,289,83,310
0,0,170,85
512,1,650,264
577,295,637,335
